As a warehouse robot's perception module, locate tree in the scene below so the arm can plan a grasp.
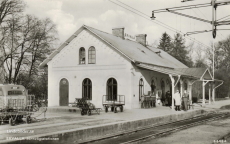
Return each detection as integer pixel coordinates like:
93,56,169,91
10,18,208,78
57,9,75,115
217,35,230,70
4,14,57,85
204,35,230,98
193,45,207,68
25,16,57,84
215,68,230,98
0,0,25,83
205,42,223,70
17,71,48,100
157,32,172,53
170,33,193,67
0,0,25,25
0,0,58,100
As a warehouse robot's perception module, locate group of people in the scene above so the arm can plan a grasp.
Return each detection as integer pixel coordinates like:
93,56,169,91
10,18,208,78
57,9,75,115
155,90,172,106
155,89,189,111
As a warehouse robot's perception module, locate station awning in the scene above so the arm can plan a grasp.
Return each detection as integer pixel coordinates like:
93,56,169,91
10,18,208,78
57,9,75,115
136,63,213,80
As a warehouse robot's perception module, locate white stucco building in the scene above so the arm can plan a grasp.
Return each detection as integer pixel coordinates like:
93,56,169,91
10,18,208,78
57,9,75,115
39,25,218,109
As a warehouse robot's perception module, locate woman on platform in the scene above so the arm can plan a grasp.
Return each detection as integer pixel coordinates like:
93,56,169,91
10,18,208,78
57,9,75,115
156,90,161,105
174,90,181,111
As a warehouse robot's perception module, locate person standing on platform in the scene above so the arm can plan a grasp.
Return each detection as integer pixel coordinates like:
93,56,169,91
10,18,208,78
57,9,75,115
168,91,172,107
165,91,170,106
174,90,181,111
156,90,161,105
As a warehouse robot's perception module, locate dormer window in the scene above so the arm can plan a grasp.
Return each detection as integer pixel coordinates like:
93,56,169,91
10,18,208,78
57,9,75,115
79,47,85,64
88,46,96,64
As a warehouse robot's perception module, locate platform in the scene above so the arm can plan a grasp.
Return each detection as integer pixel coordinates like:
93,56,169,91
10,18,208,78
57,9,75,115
1,99,230,144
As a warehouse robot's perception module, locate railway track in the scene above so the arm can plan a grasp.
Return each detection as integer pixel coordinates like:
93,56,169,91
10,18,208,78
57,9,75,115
78,112,230,144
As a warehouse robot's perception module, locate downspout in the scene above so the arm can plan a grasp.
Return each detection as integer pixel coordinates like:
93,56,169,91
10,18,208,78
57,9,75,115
212,80,224,103
213,80,224,90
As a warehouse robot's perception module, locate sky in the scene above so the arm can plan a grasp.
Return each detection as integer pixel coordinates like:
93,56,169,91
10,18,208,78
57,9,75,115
23,0,230,53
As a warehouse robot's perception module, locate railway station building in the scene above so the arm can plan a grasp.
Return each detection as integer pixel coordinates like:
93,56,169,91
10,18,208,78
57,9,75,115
39,25,221,109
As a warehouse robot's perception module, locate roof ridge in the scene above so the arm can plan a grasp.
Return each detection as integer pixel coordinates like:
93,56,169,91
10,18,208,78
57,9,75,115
84,25,153,50
84,25,112,35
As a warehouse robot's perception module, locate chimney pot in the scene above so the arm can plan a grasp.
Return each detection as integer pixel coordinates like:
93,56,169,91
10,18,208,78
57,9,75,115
112,27,125,39
136,34,147,47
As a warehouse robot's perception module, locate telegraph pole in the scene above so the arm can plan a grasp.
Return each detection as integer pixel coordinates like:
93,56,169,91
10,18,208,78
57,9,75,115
212,0,216,86
151,0,230,106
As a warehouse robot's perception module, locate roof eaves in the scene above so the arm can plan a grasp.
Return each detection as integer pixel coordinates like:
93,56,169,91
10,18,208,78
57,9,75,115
137,63,180,76
135,61,174,69
174,68,203,79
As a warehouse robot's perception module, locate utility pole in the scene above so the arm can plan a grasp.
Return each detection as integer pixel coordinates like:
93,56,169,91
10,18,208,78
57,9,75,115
151,0,230,106
151,0,230,39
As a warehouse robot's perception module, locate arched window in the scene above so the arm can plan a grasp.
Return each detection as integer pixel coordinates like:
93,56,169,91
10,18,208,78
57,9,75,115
151,79,155,95
107,78,117,100
139,78,144,101
82,78,92,100
88,46,96,64
79,47,85,64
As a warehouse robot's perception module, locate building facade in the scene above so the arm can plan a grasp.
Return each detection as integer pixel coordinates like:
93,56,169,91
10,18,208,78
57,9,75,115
39,25,216,109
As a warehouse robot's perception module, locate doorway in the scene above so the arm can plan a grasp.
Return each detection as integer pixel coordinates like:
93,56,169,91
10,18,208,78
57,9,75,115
59,78,69,106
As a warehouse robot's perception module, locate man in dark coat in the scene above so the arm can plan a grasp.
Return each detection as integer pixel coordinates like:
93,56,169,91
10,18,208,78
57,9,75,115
166,91,172,107
182,90,189,111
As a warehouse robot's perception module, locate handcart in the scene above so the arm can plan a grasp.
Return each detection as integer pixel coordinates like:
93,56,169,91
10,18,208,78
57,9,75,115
102,95,125,113
0,108,33,126
73,98,102,116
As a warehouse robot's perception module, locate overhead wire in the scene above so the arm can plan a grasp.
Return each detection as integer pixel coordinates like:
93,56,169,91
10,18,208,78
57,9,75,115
113,0,212,48
217,15,230,21
110,0,211,49
223,17,230,21
115,0,209,47
112,0,211,48
189,1,225,40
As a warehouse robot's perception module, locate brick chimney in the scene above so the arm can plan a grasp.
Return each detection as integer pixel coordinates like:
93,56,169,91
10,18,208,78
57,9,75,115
136,34,147,47
112,27,124,39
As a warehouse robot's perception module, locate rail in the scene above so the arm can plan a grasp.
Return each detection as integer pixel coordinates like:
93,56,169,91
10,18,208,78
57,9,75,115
78,112,230,144
122,112,230,144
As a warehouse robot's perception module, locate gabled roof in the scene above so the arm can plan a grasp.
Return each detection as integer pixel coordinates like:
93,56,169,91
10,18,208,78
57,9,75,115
85,25,187,68
175,68,213,80
39,25,187,69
